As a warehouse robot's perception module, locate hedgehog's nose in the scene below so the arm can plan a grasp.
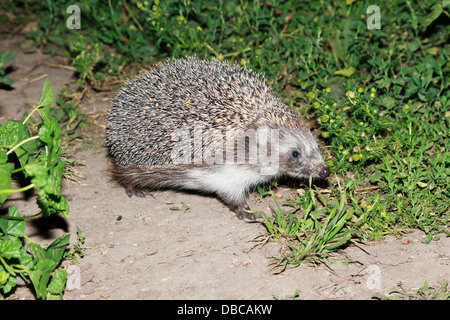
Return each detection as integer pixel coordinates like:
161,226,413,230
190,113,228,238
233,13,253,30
319,165,330,178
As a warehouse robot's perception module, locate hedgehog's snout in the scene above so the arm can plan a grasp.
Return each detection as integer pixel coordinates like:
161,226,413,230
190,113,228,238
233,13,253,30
318,164,330,178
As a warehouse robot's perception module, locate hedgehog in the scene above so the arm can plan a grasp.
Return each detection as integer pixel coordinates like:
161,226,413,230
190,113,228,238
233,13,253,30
106,57,330,222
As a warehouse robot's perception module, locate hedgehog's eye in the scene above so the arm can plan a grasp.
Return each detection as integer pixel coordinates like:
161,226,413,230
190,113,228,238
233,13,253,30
291,150,300,159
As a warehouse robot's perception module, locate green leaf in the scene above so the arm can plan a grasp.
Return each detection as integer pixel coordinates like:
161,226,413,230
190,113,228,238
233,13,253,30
36,193,69,217
0,75,14,86
46,269,67,300
37,79,54,124
334,66,356,78
27,234,70,299
0,50,14,71
416,181,427,188
38,121,62,167
25,160,65,198
405,86,419,96
0,207,25,238
0,120,39,170
421,4,443,29
24,162,48,190
47,233,70,252
38,78,54,108
407,40,420,53
0,50,14,63
0,269,9,286
0,151,14,205
0,265,17,295
324,230,360,251
0,238,22,259
46,161,65,195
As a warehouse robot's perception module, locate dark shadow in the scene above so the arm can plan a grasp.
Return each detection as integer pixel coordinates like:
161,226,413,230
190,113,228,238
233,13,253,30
28,214,69,239
0,65,16,90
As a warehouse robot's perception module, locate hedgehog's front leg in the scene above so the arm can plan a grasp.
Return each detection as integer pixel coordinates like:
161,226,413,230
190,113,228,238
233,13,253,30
226,197,258,222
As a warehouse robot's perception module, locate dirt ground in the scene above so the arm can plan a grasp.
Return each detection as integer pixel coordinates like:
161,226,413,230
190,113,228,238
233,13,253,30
1,35,449,300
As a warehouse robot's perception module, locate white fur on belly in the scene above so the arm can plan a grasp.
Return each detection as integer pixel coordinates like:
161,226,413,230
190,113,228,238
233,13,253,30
185,165,273,202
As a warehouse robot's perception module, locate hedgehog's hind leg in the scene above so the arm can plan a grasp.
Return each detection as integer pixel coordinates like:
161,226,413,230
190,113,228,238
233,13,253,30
112,163,158,198
125,184,154,198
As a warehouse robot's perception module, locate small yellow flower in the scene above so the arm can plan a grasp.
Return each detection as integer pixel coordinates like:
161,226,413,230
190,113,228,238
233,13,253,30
358,87,363,93
307,91,315,99
360,200,367,209
321,115,329,122
326,87,331,93
346,90,355,99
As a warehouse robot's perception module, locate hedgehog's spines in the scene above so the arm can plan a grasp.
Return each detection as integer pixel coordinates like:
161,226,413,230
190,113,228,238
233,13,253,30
106,56,286,167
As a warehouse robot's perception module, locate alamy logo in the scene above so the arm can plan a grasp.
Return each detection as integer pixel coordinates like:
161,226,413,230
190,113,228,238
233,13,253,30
367,5,381,30
66,265,81,290
66,5,81,29
366,264,381,290
170,124,280,175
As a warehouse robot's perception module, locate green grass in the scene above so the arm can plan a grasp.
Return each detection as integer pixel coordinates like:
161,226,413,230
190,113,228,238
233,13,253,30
258,179,359,271
1,0,449,269
373,281,450,300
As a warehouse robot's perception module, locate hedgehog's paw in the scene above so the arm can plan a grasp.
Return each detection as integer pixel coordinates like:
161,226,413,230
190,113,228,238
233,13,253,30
230,202,261,223
126,185,155,199
240,208,259,223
